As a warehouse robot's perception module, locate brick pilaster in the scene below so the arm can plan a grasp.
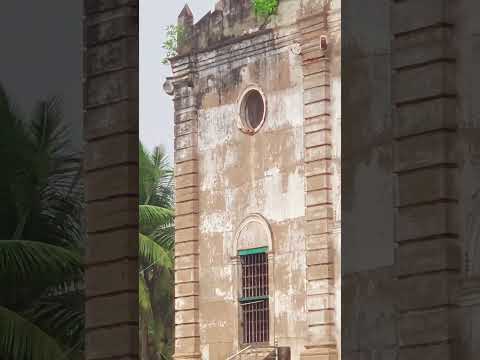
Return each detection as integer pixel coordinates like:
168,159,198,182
165,60,201,360
299,8,338,360
392,1,461,359
83,1,139,360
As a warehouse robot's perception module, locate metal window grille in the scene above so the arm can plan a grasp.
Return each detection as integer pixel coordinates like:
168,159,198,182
239,249,269,344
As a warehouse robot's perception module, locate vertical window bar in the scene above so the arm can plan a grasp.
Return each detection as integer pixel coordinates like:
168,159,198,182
240,251,269,344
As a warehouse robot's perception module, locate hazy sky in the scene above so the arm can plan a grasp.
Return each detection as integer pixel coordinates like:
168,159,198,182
140,0,215,163
0,1,214,164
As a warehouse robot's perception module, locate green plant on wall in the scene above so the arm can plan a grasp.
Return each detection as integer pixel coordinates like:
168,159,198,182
162,25,185,65
251,0,279,19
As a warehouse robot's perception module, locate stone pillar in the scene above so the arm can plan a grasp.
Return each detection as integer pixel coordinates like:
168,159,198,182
165,59,201,359
299,5,338,359
392,0,461,358
83,1,139,360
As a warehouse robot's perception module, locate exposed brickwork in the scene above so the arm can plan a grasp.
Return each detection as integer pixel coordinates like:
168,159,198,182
392,1,461,359
83,1,139,359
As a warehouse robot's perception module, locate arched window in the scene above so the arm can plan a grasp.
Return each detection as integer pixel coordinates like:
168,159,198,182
232,214,274,346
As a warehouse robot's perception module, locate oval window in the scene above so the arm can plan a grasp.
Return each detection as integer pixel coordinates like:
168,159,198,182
238,86,266,134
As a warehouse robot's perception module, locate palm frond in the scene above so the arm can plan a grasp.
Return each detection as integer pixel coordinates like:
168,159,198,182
24,290,84,350
151,223,175,252
0,305,65,360
139,205,174,230
0,240,83,289
139,233,172,270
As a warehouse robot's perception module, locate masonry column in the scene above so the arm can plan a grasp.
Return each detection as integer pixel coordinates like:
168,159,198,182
83,1,139,360
164,58,201,359
392,1,461,358
299,4,338,359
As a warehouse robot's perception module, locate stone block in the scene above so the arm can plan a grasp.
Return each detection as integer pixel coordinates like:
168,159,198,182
85,0,137,15
306,174,331,191
175,174,198,190
307,323,336,346
305,160,332,176
85,292,138,329
175,241,199,257
175,268,199,284
392,0,453,35
307,279,335,296
86,325,138,360
176,187,199,203
176,200,199,216
396,202,458,242
175,295,199,311
305,145,332,163
175,146,198,163
175,133,197,150
175,254,199,270
174,323,199,341
395,131,456,172
85,133,138,171
175,119,198,136
307,264,334,280
306,234,329,250
396,167,457,206
396,238,460,276
85,7,138,46
86,165,138,201
306,189,331,207
398,272,456,311
393,62,455,104
84,100,138,141
175,213,199,230
305,129,331,148
86,227,137,264
304,72,329,89
87,196,137,233
86,68,138,108
174,337,200,354
304,115,330,133
393,26,454,69
398,308,452,346
399,342,451,360
307,294,335,311
86,259,137,298
304,86,330,104
305,100,329,119
175,282,199,298
175,309,199,325
306,204,333,221
306,219,330,235
394,98,456,138
175,227,199,243
303,59,329,76
86,37,137,76
175,160,198,176
307,249,333,266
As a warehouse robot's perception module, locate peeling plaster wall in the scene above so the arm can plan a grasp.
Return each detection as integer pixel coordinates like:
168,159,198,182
196,31,308,359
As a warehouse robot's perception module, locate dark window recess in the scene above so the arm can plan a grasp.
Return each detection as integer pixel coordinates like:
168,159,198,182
240,89,265,130
239,251,269,344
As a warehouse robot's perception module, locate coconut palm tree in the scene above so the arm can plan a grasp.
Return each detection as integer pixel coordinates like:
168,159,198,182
0,85,84,360
138,143,175,360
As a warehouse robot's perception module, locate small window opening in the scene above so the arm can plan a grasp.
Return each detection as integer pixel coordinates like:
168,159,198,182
238,87,266,134
239,247,269,344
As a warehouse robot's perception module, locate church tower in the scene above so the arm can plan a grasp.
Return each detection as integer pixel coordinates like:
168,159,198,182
164,1,341,358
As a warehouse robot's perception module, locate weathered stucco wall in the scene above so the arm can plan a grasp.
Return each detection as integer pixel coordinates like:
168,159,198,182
196,28,308,360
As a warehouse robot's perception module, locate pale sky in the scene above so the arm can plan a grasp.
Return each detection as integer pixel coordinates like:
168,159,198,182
140,0,215,164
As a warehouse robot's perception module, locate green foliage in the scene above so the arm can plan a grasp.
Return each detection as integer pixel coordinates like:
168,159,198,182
251,0,279,18
139,142,175,360
162,25,186,65
0,84,84,360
